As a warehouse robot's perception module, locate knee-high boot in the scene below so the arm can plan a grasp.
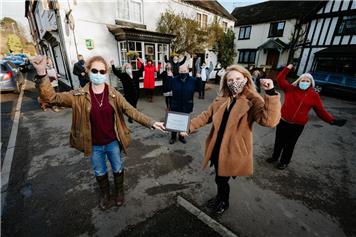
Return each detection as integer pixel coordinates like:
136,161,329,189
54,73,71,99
113,170,125,206
95,174,113,210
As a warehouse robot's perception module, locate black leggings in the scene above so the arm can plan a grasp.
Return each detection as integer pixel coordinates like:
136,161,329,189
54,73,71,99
213,162,230,203
165,96,171,110
272,119,305,165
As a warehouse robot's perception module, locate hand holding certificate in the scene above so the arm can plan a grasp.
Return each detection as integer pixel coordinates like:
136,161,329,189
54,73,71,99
164,111,190,132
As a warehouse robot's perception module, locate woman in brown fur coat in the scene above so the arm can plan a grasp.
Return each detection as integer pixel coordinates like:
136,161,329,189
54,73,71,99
181,65,281,214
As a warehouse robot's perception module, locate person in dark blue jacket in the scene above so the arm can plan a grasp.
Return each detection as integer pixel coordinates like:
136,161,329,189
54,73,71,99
168,65,197,144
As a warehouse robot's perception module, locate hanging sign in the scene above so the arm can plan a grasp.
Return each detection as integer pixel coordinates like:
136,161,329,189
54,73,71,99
85,39,94,50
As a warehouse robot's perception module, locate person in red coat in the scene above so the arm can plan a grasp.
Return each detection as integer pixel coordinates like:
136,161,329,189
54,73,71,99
143,59,158,102
266,64,347,170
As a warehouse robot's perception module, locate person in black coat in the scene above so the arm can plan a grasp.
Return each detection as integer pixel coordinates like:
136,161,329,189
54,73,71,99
111,58,144,123
73,54,88,87
164,54,187,76
167,65,197,144
159,63,174,111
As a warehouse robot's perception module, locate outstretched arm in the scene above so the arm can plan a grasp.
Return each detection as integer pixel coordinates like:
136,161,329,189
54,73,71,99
115,91,165,131
195,57,201,74
179,55,187,66
313,93,334,124
276,64,294,91
31,55,74,108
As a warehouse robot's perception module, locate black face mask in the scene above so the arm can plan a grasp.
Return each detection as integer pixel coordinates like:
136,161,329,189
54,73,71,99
79,60,85,65
180,73,189,81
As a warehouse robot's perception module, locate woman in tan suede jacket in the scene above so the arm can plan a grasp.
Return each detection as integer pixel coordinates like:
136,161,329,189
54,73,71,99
30,55,165,211
181,64,281,215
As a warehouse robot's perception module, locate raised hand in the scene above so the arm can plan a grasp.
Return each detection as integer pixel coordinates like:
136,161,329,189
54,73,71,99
260,78,274,90
287,64,294,70
30,55,47,76
110,60,115,65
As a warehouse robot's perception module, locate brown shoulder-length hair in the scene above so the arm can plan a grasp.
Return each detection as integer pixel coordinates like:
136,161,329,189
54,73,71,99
85,56,109,73
219,64,256,97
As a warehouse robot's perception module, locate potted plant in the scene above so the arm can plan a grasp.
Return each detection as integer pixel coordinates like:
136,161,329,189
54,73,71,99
126,51,139,59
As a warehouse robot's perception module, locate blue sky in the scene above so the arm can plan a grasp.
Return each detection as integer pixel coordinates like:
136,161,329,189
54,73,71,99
217,0,267,13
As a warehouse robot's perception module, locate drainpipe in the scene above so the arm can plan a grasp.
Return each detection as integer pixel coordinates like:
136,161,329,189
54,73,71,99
53,0,74,89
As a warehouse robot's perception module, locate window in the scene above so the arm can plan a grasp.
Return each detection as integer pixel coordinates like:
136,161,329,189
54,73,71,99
119,41,143,69
117,0,142,23
158,44,168,66
337,15,356,35
222,21,228,32
238,50,256,64
268,21,285,37
197,13,208,28
238,26,251,39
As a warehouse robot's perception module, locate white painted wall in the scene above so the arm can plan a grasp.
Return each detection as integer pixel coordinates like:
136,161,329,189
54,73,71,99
234,19,297,67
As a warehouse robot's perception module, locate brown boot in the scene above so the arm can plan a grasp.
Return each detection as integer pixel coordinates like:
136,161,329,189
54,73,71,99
113,170,125,207
95,174,114,210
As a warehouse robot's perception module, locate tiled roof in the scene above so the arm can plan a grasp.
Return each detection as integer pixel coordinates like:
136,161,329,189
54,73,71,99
232,1,325,26
183,0,236,21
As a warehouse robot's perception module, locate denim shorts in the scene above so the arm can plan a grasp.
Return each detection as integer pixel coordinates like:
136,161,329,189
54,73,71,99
90,140,123,176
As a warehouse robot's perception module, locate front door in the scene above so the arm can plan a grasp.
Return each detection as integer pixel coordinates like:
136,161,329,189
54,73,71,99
266,49,279,69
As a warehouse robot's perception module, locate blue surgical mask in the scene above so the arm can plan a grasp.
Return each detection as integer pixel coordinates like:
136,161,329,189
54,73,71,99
299,81,311,90
89,73,107,85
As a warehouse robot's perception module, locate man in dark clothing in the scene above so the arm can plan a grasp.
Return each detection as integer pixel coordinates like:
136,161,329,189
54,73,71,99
73,54,88,87
167,65,197,144
164,54,187,76
111,58,144,123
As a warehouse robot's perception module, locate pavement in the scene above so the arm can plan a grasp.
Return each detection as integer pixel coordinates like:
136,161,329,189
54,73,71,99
1,74,356,237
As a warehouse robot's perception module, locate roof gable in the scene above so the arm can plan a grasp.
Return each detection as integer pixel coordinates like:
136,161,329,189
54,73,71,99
232,1,324,26
182,0,236,21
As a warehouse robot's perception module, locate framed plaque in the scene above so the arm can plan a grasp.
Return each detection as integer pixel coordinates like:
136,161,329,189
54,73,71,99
164,111,190,132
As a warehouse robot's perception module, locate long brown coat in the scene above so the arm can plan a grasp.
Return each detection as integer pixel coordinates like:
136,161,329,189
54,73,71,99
189,90,281,177
38,76,155,157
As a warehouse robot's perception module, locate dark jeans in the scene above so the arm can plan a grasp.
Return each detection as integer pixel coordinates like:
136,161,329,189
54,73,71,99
272,119,305,165
200,81,206,97
214,162,230,203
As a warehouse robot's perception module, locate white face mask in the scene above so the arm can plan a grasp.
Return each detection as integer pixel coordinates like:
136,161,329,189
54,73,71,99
126,68,132,75
227,78,247,95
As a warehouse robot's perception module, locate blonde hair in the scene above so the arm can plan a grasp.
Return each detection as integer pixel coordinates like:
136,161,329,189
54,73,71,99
292,73,315,88
219,64,256,97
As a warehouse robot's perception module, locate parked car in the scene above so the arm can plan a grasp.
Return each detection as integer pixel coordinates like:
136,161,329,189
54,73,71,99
311,71,356,96
2,55,30,71
0,60,24,93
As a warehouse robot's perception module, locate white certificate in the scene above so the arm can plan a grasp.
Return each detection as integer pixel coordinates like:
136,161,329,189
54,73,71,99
165,112,190,132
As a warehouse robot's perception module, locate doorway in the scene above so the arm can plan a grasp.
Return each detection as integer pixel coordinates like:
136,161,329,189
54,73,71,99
266,49,279,69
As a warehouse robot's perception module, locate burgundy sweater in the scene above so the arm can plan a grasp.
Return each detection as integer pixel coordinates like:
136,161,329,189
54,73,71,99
277,67,334,125
90,84,117,145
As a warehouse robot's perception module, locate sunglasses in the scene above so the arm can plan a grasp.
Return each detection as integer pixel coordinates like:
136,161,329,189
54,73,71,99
91,68,107,75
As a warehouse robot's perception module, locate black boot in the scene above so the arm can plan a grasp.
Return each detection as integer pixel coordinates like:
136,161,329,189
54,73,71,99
170,132,177,144
178,135,186,144
96,174,114,210
113,170,125,207
206,195,221,209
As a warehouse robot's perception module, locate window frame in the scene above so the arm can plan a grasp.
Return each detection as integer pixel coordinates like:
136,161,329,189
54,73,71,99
238,50,257,64
335,15,356,36
196,12,208,28
238,25,252,40
268,21,285,38
117,0,143,24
